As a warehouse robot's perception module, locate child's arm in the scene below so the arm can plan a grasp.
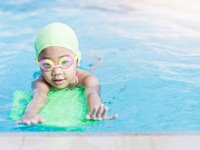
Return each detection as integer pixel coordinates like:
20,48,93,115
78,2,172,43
17,78,50,125
78,69,118,120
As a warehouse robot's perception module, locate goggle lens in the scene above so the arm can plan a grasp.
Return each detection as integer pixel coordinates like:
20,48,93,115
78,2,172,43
39,56,74,72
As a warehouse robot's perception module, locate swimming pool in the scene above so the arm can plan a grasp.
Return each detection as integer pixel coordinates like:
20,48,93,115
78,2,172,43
0,0,200,132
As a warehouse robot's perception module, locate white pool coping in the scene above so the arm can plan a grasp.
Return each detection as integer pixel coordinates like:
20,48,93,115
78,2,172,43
1,133,200,150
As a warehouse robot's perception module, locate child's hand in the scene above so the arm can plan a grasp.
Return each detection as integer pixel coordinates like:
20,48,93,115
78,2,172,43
86,104,118,121
16,113,45,125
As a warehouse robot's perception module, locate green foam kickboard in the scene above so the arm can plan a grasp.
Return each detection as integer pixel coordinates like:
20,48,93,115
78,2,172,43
10,87,96,128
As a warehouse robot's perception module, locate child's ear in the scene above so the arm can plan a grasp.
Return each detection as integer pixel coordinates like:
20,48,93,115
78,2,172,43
76,59,80,67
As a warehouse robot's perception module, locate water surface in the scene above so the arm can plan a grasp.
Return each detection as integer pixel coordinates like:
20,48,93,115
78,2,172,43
0,0,200,132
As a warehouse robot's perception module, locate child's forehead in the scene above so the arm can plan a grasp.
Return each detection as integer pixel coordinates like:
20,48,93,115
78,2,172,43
39,46,75,59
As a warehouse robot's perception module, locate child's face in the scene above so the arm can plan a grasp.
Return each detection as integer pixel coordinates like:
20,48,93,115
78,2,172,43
38,46,78,89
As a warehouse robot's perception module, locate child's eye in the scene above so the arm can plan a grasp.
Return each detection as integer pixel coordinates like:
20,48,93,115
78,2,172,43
61,60,70,66
59,56,74,68
42,62,52,68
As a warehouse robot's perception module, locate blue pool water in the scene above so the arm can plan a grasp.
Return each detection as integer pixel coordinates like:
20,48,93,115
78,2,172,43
0,0,200,132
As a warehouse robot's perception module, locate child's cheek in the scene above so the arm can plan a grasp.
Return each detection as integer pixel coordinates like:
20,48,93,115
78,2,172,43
42,72,52,81
64,68,76,80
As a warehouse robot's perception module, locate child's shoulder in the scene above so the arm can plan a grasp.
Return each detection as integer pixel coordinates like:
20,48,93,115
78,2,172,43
78,68,90,75
77,68,92,81
32,74,50,92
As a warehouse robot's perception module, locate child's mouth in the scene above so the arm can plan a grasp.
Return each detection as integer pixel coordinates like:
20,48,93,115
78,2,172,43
53,79,65,85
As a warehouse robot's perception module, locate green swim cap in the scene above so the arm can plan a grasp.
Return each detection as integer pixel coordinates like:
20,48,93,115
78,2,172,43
34,22,81,64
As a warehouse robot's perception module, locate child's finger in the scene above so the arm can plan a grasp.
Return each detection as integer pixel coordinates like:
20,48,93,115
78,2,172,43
38,116,45,123
31,119,37,124
91,106,98,114
26,120,31,125
23,120,31,125
86,113,92,120
91,106,98,119
101,106,108,118
96,104,104,118
104,114,119,120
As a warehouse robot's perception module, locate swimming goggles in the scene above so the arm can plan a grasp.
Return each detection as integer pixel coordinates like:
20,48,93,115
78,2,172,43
39,55,75,72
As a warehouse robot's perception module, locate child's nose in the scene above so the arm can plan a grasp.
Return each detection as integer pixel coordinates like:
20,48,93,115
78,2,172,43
52,67,63,75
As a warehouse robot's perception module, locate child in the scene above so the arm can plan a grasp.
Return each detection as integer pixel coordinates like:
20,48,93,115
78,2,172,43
18,22,118,125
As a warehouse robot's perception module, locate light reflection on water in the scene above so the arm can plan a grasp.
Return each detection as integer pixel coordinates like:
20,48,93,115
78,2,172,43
0,0,200,132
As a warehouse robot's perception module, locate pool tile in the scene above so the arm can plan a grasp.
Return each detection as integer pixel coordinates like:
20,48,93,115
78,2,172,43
70,136,121,150
21,136,76,150
20,135,154,150
0,136,23,150
151,135,200,150
115,135,154,150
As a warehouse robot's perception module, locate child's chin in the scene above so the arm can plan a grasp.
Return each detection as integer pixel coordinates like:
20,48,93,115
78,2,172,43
51,83,69,89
